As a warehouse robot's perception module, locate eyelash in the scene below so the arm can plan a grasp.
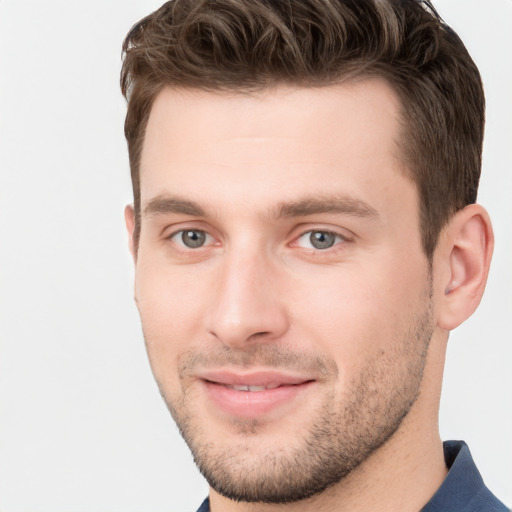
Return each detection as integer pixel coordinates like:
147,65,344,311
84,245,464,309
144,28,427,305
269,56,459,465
293,229,349,252
167,229,216,250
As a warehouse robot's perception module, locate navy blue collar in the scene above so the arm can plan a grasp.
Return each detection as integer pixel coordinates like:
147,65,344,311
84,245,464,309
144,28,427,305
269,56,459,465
421,440,508,511
196,441,508,512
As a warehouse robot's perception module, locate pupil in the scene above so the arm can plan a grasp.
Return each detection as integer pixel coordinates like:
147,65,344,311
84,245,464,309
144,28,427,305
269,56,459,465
182,230,206,248
310,231,335,249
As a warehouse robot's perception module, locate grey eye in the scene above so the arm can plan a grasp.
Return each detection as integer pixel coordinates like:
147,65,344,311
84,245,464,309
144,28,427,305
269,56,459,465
309,231,336,249
181,230,207,248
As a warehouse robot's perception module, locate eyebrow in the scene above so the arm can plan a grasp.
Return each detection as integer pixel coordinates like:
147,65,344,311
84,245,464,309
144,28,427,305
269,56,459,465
273,195,379,220
142,193,379,221
143,196,206,217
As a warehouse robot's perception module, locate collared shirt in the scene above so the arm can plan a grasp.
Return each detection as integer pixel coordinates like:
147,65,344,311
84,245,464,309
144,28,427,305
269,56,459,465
195,440,508,512
421,441,508,511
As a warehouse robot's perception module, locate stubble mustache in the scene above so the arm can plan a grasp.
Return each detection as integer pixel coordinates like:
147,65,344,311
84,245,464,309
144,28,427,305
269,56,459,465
176,343,339,381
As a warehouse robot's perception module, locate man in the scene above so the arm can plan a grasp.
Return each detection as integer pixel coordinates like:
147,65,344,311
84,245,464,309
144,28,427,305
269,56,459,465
120,1,508,511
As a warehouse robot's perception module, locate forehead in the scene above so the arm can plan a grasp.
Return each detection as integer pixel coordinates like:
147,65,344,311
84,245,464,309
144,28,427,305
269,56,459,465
142,79,402,160
139,80,412,217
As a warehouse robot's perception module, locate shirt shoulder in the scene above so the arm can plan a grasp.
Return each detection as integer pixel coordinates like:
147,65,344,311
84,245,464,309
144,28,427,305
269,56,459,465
195,497,210,512
421,440,509,512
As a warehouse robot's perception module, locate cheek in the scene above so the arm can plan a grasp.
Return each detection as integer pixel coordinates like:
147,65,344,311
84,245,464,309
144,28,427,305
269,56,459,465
291,255,429,370
134,263,208,382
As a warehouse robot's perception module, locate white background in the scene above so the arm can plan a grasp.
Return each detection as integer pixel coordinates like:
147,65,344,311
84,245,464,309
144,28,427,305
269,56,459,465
0,1,510,510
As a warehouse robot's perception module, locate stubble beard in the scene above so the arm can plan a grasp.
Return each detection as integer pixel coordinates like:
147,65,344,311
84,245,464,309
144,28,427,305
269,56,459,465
152,293,434,504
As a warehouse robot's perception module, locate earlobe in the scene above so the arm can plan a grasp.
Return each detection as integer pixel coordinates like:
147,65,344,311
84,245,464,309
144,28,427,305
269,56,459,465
437,204,494,331
124,204,137,262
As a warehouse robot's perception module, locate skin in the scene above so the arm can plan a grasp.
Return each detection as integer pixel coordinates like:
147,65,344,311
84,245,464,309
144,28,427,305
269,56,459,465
125,80,493,512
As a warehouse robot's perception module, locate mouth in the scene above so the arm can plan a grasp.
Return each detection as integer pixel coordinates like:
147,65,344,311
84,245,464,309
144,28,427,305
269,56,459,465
197,370,316,418
221,383,282,392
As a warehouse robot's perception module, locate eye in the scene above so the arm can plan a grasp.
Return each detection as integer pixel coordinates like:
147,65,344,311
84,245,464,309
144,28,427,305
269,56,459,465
296,230,345,250
170,229,212,249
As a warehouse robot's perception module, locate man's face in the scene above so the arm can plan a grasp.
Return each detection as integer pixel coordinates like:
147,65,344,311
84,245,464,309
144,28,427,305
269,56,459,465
129,80,435,503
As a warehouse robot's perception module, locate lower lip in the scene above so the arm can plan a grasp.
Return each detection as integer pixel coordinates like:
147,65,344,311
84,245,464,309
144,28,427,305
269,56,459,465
202,381,314,418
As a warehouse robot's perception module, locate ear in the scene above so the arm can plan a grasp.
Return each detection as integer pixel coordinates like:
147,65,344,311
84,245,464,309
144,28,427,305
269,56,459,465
436,204,494,331
124,204,137,262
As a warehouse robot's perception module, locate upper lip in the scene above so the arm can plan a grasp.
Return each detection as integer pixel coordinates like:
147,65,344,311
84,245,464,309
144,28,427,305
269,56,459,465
197,369,314,387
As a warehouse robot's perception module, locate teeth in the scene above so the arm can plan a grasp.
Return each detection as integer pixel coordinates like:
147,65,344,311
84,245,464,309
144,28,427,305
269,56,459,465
227,384,280,392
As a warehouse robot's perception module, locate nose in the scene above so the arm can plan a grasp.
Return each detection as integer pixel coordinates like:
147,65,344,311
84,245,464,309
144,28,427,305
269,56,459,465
205,247,290,348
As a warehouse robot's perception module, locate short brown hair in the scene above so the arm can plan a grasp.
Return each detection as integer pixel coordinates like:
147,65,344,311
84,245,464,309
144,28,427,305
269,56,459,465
121,0,484,258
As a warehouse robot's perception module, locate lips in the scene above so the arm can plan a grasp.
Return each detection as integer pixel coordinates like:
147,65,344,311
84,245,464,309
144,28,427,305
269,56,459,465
200,369,312,387
197,370,315,418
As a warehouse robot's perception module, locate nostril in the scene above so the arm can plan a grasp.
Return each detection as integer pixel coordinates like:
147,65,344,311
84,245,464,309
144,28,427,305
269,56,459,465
249,331,270,340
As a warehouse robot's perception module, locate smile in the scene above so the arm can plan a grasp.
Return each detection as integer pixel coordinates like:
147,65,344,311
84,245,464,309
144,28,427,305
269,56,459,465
197,370,316,418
